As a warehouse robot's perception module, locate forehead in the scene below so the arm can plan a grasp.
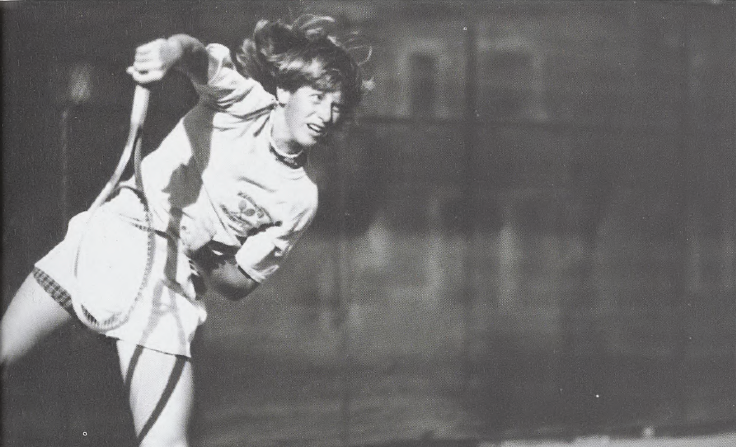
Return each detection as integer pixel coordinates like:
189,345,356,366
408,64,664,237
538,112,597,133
296,85,345,103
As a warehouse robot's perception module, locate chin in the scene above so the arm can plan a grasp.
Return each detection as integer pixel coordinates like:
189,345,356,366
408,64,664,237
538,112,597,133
300,137,322,149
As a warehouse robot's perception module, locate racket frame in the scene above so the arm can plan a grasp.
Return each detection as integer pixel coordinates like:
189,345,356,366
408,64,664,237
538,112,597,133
72,85,155,331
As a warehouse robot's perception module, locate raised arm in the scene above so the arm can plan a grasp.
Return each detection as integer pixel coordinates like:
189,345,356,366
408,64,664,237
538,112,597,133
127,34,213,85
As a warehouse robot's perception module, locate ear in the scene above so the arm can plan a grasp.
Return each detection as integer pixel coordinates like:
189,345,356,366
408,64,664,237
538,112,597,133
276,87,292,106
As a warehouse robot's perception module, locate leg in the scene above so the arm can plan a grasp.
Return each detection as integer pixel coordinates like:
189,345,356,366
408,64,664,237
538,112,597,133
117,339,193,447
1,274,74,365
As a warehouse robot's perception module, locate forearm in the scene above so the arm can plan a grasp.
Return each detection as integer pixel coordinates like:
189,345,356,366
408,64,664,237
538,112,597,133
190,249,259,301
128,34,212,85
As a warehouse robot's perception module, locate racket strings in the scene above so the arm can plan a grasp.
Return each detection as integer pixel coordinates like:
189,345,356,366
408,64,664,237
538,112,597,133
76,184,156,331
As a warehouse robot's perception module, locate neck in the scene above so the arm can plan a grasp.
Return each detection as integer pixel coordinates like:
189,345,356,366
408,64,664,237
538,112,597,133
270,135,302,158
269,115,306,169
270,135,303,159
271,109,303,157
269,138,307,169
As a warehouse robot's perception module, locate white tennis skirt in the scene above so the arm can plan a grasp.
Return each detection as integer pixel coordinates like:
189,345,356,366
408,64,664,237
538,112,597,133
34,189,207,357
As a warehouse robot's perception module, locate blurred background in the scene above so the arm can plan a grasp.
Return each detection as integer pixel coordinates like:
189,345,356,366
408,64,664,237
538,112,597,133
2,1,735,446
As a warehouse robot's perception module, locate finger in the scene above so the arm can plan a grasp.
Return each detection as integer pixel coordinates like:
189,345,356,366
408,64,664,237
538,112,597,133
132,41,167,65
136,72,164,84
134,38,167,55
132,59,165,73
134,45,165,62
133,51,154,65
127,67,164,85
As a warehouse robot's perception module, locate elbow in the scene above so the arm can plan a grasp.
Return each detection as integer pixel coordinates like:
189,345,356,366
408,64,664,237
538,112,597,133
195,254,260,301
219,284,255,302
210,271,259,302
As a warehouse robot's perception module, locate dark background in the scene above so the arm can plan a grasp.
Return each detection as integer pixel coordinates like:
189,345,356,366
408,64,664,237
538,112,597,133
2,1,735,446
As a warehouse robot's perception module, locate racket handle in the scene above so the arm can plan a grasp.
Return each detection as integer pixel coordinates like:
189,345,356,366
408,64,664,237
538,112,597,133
130,84,151,130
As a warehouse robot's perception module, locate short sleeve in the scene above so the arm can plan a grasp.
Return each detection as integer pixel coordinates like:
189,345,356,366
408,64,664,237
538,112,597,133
235,203,317,283
192,43,275,116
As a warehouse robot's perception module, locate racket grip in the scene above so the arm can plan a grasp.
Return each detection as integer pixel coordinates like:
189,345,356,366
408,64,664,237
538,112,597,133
130,85,151,129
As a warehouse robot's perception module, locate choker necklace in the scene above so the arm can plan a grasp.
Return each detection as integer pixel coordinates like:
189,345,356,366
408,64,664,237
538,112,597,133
269,138,306,169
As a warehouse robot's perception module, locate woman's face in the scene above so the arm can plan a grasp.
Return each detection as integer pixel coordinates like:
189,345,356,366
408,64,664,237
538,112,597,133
275,85,346,149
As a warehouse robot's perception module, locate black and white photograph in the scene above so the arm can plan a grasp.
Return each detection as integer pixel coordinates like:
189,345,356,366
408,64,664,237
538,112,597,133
1,1,735,446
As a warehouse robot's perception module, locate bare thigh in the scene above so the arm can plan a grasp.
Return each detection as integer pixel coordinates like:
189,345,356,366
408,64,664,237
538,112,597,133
1,274,74,365
117,339,193,447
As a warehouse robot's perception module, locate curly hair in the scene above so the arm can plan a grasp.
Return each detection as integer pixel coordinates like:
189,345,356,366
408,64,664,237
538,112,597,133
235,15,366,112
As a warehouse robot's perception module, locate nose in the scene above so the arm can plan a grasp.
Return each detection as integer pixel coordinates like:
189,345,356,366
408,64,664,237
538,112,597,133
316,99,333,124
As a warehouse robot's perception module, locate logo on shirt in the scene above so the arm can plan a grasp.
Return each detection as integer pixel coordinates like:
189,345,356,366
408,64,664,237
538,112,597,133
220,191,275,235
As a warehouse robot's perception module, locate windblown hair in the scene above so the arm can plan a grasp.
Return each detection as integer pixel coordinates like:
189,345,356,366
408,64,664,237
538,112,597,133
236,15,367,112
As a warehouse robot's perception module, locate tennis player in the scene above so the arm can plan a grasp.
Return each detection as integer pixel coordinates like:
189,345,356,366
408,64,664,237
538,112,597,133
1,15,367,446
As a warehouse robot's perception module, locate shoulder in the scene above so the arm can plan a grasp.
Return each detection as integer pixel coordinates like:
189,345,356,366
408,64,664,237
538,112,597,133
203,43,241,84
192,43,276,115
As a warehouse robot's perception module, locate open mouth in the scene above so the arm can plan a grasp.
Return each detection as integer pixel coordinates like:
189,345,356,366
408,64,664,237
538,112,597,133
307,123,326,137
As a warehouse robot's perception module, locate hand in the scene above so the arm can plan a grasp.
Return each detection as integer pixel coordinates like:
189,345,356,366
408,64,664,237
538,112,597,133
188,241,239,273
126,38,183,84
180,218,217,258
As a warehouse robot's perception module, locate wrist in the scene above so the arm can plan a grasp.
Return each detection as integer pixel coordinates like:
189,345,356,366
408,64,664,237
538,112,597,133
164,35,186,66
165,34,208,84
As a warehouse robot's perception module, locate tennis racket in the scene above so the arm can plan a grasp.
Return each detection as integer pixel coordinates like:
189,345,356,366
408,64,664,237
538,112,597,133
71,84,156,331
